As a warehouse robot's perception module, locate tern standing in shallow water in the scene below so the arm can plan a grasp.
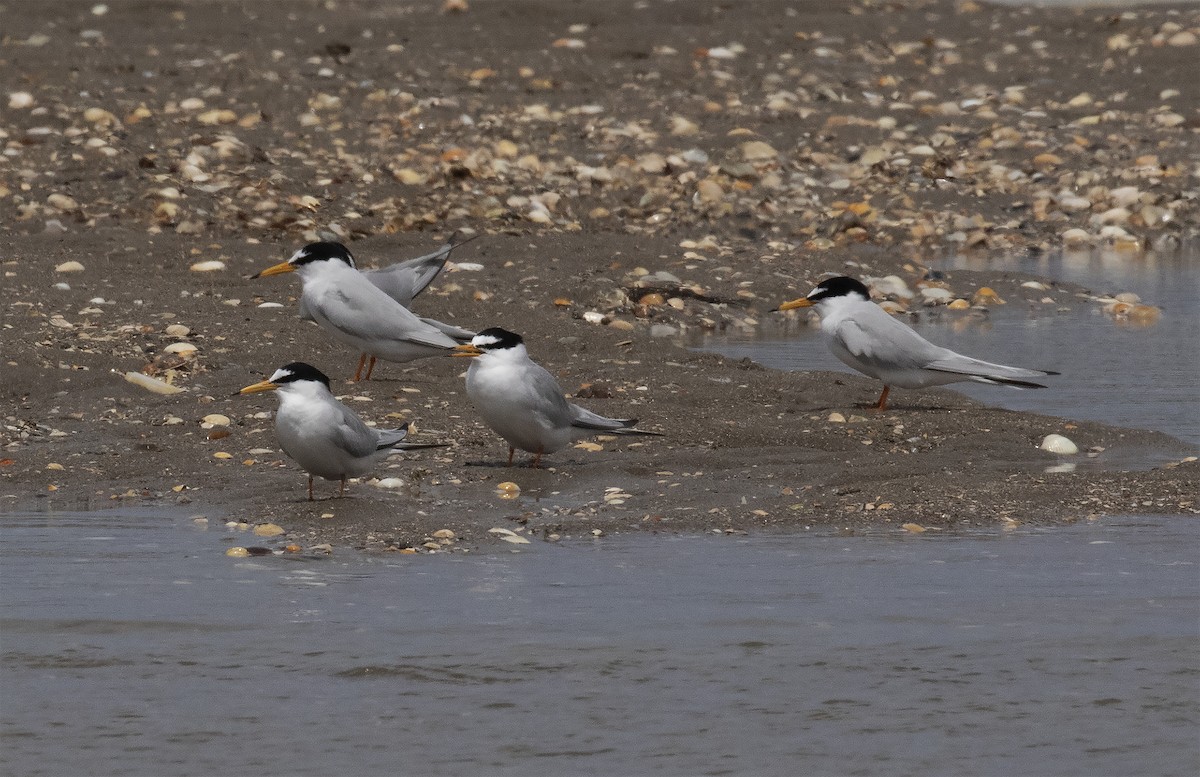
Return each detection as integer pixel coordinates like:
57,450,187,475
252,241,473,381
238,362,444,500
774,276,1057,411
452,327,661,467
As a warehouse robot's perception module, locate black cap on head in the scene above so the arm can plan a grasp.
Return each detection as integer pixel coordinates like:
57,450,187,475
290,242,356,269
808,276,870,302
270,361,332,390
470,327,524,351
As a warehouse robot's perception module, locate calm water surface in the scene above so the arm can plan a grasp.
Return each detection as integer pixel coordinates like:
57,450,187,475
697,248,1200,446
2,510,1197,777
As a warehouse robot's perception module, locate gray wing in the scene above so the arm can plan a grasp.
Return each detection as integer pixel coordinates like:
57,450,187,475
834,305,944,370
332,403,384,458
362,241,455,308
838,305,1054,386
569,404,662,436
523,364,577,428
309,279,460,350
418,316,475,342
924,354,1056,386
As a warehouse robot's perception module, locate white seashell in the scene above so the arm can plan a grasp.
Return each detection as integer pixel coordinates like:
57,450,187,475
867,275,913,299
189,260,225,272
165,324,190,337
8,91,34,109
257,302,284,308
1039,433,1079,455
55,260,85,273
163,342,198,356
202,413,230,427
583,311,607,325
375,478,407,490
124,371,185,395
451,262,484,272
1061,228,1091,246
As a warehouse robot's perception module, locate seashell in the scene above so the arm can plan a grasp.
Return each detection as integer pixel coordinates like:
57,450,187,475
947,298,970,310
8,91,34,109
47,194,80,212
1039,434,1079,455
202,413,230,427
741,141,778,161
253,523,285,537
972,287,1004,305
670,116,699,136
375,478,406,490
225,547,250,557
124,371,184,395
488,527,530,544
866,275,913,300
55,260,85,272
165,324,190,337
163,342,198,357
83,107,117,126
1061,228,1091,246
189,260,225,272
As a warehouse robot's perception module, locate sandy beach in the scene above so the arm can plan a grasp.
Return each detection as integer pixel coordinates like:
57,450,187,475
2,0,1197,550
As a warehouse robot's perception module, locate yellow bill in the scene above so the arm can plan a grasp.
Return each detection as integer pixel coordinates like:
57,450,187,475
775,297,814,311
250,261,295,279
238,380,278,395
451,344,483,358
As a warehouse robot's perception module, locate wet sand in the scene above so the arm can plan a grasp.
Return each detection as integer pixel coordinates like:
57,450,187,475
2,0,1197,549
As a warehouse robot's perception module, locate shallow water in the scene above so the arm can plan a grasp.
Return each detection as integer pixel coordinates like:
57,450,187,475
2,510,1198,777
696,248,1200,446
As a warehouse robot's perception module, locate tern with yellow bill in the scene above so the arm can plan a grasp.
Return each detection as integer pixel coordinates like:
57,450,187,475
238,362,444,500
452,327,661,467
253,242,473,381
774,276,1057,411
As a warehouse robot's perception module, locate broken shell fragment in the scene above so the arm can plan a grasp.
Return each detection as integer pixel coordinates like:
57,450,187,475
55,261,85,273
189,260,226,272
124,371,185,395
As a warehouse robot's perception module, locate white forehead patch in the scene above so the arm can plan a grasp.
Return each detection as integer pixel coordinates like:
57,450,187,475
472,333,502,348
286,247,309,264
268,367,294,383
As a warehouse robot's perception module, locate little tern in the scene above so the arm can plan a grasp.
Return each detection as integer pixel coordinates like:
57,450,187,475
238,362,444,500
774,276,1057,410
452,327,661,467
294,234,479,379
252,242,473,381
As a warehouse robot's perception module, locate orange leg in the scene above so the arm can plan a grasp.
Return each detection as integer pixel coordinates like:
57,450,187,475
363,356,377,381
506,446,515,467
338,477,348,498
531,448,544,469
353,353,368,382
874,385,891,411
307,475,314,502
